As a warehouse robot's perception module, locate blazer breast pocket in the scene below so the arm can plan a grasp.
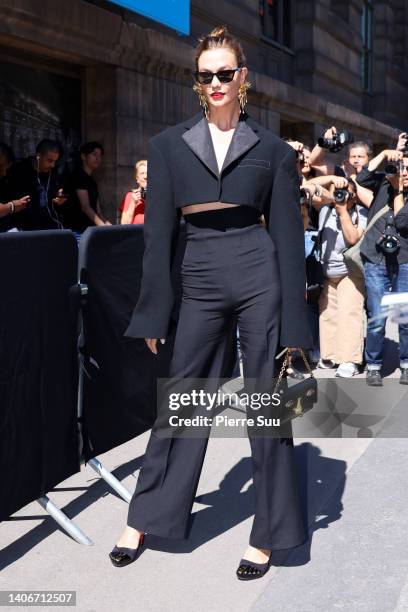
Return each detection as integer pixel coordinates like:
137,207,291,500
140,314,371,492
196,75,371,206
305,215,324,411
238,158,271,169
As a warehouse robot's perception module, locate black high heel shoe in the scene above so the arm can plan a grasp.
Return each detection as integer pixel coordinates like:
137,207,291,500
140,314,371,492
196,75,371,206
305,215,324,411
236,553,272,581
109,533,145,568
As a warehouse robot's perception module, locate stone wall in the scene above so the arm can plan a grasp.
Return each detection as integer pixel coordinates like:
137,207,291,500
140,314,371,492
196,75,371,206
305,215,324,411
0,0,406,220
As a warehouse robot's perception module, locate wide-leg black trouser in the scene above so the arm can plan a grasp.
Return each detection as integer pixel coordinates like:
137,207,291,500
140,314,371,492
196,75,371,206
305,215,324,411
127,219,306,549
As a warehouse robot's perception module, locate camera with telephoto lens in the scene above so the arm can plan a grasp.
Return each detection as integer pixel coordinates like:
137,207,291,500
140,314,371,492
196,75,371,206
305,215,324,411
333,188,350,204
318,129,354,153
140,187,147,200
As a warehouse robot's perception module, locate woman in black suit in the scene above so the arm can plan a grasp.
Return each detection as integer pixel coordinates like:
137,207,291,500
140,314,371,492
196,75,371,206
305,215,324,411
110,26,311,580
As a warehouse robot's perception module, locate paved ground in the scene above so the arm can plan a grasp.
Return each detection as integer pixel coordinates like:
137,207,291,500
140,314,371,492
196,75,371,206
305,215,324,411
1,319,407,612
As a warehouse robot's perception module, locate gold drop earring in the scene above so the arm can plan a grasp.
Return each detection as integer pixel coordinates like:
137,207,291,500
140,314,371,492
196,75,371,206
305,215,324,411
238,82,252,114
193,84,210,119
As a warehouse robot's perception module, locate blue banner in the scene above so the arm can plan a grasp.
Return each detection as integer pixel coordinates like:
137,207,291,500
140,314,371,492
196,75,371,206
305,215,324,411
109,0,190,34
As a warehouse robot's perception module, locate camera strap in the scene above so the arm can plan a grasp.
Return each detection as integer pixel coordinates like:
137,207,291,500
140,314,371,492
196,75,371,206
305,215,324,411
383,208,399,236
364,204,389,235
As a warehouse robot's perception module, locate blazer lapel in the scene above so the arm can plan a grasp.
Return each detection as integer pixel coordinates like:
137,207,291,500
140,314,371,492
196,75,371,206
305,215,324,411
182,115,219,178
221,117,260,174
182,112,260,177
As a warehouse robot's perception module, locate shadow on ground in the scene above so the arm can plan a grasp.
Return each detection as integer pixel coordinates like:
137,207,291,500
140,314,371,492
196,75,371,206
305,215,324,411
147,442,346,567
0,442,346,571
0,455,144,570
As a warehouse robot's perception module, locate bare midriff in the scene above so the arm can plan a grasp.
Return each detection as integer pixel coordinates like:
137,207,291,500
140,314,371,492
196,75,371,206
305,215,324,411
181,202,240,215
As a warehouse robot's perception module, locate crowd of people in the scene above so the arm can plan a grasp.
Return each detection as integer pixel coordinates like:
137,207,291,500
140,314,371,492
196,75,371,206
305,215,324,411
1,125,408,386
285,127,408,386
0,139,147,240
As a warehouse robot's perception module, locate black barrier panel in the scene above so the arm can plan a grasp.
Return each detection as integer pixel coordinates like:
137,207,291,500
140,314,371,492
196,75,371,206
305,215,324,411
79,225,180,461
79,224,238,462
0,231,80,521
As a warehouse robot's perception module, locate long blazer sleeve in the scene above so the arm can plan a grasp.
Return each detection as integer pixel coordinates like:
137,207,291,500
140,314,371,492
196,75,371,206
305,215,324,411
125,138,180,339
267,148,312,348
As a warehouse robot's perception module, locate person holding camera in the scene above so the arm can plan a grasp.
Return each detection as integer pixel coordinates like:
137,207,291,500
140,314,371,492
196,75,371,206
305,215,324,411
317,177,367,377
308,126,374,209
287,140,333,243
356,143,408,386
120,159,147,225
286,140,333,369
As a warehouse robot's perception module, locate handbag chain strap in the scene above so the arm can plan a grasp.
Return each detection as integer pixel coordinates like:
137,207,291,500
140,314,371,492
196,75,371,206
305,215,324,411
273,349,314,394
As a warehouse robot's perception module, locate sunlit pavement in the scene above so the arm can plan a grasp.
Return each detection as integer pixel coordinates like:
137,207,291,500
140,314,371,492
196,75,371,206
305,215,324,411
0,320,406,612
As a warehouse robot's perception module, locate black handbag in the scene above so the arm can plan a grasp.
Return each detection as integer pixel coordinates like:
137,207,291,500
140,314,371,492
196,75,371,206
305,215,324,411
274,350,318,423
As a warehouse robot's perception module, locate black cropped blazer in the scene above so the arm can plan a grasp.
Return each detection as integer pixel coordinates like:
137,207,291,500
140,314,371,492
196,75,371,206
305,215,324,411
125,111,312,348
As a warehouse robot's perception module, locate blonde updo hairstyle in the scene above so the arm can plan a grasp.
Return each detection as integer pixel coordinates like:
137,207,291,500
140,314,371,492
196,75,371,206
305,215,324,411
195,25,247,70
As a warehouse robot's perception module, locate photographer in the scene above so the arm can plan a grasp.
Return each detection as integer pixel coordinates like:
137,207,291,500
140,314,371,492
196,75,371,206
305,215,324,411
356,145,408,386
317,177,367,377
309,126,374,208
287,140,333,367
6,139,67,231
287,140,333,238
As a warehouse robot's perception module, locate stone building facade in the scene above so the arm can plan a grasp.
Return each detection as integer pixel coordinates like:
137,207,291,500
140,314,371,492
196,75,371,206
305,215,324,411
1,0,407,220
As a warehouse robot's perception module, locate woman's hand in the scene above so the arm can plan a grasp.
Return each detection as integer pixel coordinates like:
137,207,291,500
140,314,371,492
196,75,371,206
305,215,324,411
131,188,142,203
145,338,166,354
288,141,304,155
332,176,349,189
341,159,357,178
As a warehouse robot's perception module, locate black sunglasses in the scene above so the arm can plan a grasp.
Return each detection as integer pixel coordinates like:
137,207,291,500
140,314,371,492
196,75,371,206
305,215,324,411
194,67,242,85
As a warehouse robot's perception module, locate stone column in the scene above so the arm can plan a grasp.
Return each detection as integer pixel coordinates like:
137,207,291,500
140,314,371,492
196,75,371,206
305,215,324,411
84,65,118,222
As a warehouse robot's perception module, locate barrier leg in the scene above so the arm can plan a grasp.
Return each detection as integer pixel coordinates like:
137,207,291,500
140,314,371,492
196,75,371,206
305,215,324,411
77,284,132,504
87,458,132,503
37,496,93,545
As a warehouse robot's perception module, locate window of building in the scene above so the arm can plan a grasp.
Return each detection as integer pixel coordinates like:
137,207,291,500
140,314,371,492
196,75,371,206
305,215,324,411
259,0,292,49
361,0,373,94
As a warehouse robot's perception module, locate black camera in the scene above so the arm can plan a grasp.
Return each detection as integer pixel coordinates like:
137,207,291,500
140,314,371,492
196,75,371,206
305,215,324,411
140,187,147,200
385,160,403,177
333,188,350,204
376,233,400,255
376,211,401,256
318,130,354,153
